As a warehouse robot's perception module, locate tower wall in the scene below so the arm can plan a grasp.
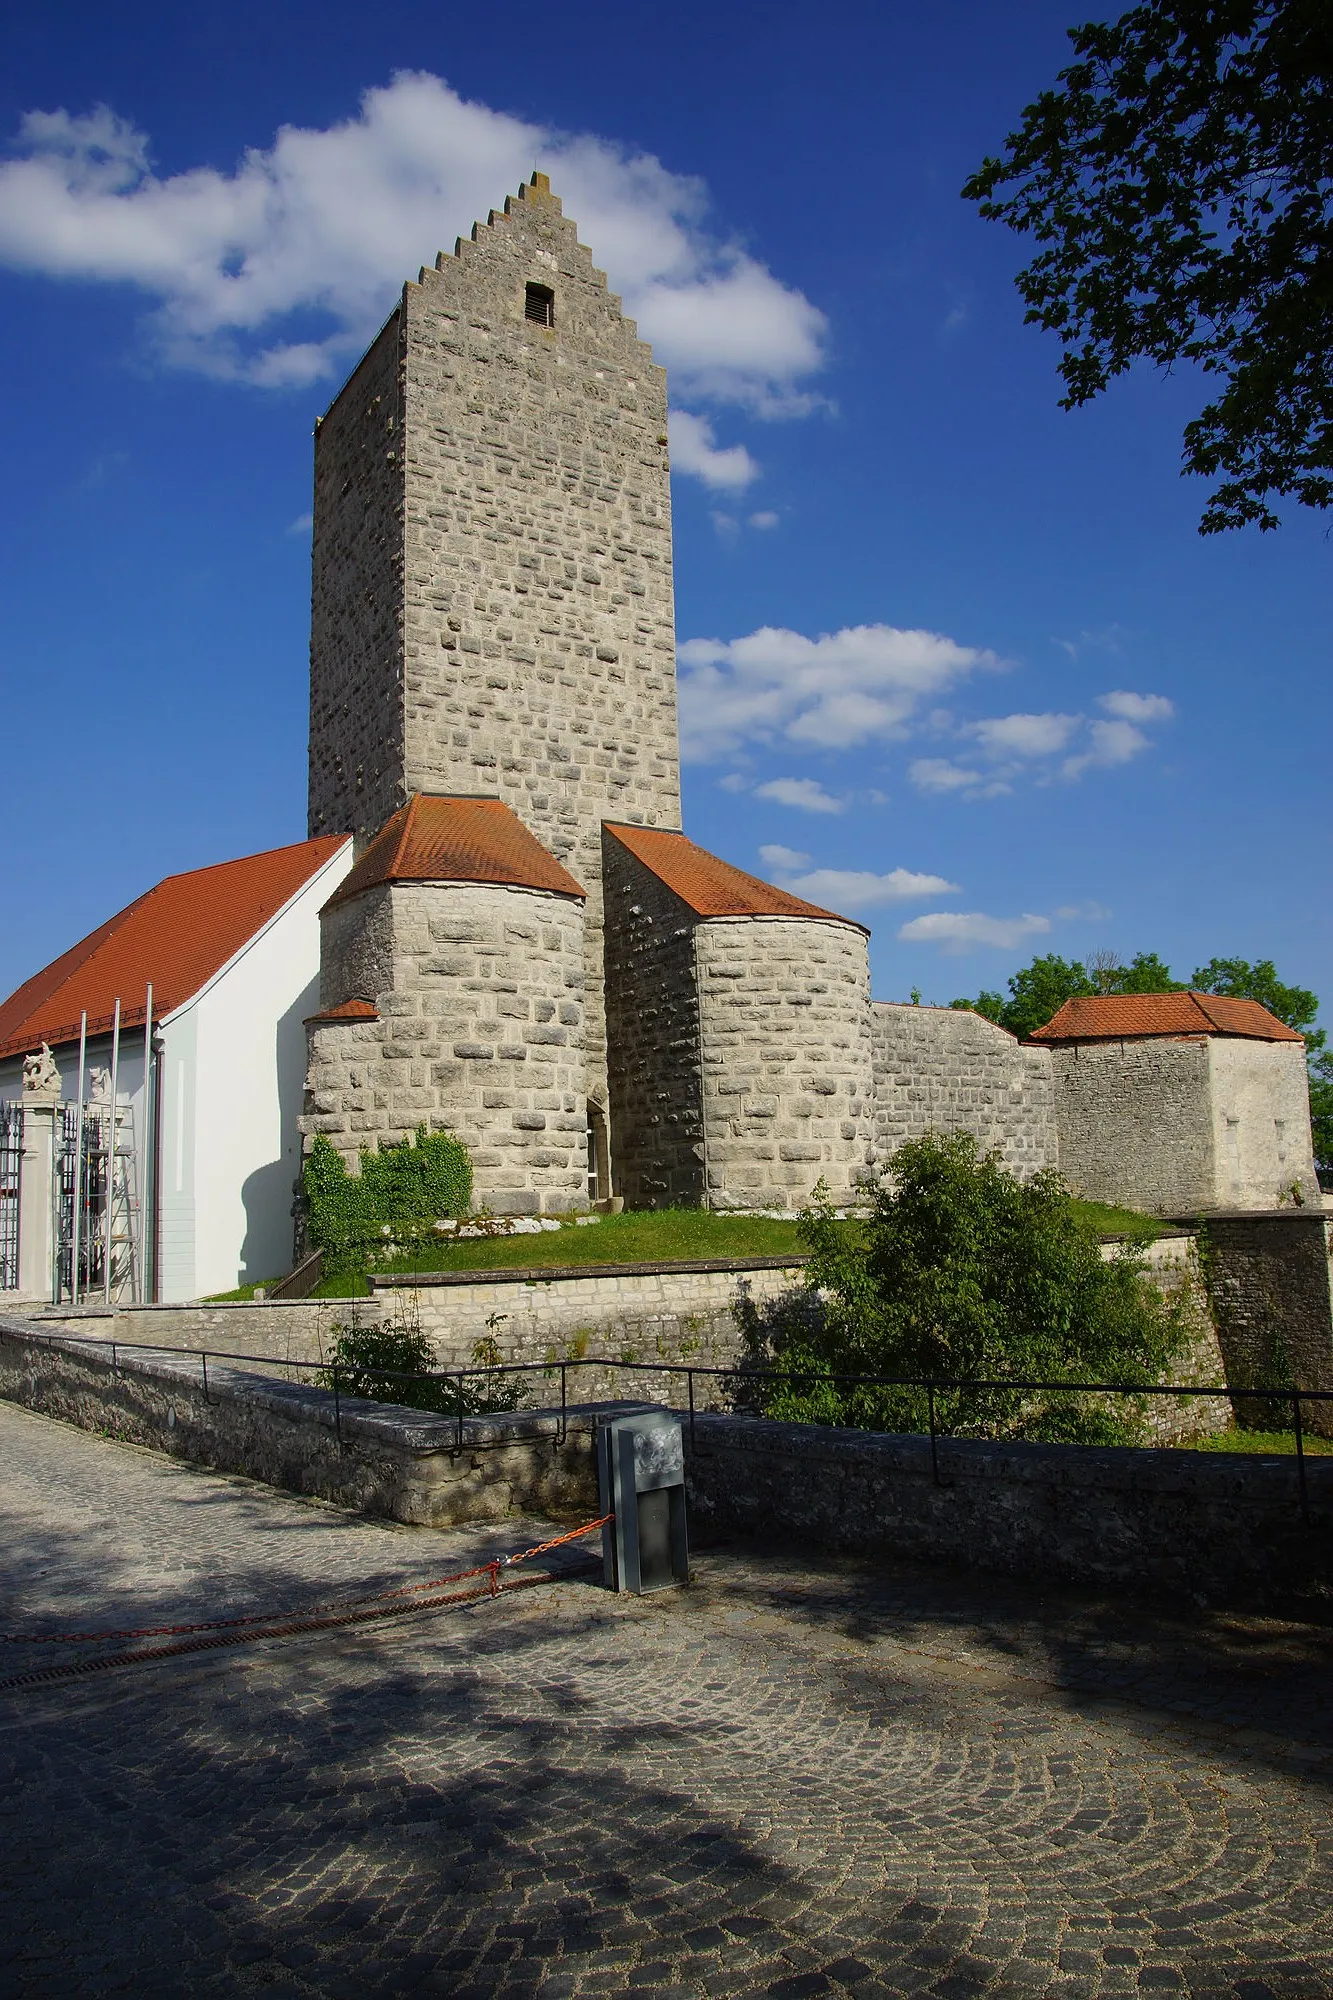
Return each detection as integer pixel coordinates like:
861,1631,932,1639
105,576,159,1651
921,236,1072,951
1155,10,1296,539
697,918,875,1211
308,176,682,1135
304,880,588,1214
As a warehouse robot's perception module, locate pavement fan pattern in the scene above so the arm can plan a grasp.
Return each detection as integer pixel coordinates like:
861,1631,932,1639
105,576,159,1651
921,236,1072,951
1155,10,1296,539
1,1401,1332,1998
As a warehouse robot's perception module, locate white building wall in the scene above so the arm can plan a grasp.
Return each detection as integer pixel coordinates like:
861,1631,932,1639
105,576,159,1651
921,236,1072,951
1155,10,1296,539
1207,1037,1320,1208
173,844,353,1297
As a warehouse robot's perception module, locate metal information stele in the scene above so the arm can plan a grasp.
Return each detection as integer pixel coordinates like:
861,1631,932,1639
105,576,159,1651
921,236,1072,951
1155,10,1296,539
596,1410,689,1594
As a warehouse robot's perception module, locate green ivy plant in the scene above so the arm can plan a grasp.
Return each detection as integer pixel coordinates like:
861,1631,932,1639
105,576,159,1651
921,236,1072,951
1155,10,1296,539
302,1126,473,1275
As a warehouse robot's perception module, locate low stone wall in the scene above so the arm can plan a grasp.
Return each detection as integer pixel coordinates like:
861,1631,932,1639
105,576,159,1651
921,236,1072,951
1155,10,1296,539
372,1257,799,1401
0,1316,608,1527
685,1412,1333,1614
1196,1211,1333,1434
35,1298,382,1364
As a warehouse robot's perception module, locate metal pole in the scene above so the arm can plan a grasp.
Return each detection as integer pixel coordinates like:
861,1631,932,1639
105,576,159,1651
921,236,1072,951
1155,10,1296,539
103,999,121,1304
70,1011,87,1305
1293,1390,1310,1526
138,984,152,1305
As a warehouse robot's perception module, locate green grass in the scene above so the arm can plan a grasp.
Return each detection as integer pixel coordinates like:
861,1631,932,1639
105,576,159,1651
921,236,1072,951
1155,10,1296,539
310,1206,810,1295
1068,1200,1171,1243
1177,1427,1333,1456
204,1278,284,1302
214,1199,1165,1301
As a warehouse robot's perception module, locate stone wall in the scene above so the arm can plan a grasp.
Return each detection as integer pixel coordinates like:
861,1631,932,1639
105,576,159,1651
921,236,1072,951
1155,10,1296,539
684,1413,1333,1613
0,1316,604,1527
308,314,406,845
1201,1211,1333,1434
375,1258,798,1404
871,1003,1057,1178
602,832,705,1207
697,918,875,1210
1051,1037,1216,1211
304,880,588,1212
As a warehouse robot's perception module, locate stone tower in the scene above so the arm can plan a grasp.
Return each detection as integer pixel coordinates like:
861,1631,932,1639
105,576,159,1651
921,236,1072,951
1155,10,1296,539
308,172,682,1133
303,174,880,1214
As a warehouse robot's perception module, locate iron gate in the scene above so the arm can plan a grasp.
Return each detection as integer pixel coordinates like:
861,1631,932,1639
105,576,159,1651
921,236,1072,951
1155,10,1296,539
0,1102,21,1292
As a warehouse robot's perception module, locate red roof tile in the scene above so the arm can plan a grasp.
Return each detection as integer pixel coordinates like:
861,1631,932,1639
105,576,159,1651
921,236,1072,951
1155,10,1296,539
0,836,349,1059
1029,992,1303,1045
305,998,380,1025
323,796,585,910
605,824,868,930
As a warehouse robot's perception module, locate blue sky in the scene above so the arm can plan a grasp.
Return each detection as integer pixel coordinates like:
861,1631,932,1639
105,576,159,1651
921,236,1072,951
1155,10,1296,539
2,0,1328,1017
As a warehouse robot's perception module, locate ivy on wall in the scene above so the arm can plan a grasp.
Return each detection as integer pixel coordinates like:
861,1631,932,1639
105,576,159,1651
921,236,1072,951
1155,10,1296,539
302,1127,473,1272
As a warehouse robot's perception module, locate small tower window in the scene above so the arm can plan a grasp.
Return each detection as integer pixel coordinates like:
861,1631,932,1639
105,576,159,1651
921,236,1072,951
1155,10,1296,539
525,282,555,328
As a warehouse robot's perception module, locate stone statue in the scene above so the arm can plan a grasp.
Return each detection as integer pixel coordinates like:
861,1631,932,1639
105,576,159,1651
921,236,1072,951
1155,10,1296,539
22,1044,61,1100
87,1066,113,1105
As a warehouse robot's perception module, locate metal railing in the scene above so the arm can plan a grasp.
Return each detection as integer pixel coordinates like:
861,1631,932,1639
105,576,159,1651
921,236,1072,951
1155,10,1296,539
8,1323,1330,1521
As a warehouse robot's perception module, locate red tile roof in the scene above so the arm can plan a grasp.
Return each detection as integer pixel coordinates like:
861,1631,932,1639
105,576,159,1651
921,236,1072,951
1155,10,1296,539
1029,992,1304,1044
605,823,868,931
323,796,585,910
0,836,349,1060
305,998,380,1025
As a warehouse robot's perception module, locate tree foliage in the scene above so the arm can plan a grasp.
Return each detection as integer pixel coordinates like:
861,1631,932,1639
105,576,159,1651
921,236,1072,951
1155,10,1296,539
963,2,1333,533
317,1310,520,1416
953,949,1182,1040
736,1140,1186,1445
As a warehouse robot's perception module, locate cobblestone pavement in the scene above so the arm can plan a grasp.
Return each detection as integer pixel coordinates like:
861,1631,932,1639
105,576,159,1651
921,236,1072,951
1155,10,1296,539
3,1402,1333,1999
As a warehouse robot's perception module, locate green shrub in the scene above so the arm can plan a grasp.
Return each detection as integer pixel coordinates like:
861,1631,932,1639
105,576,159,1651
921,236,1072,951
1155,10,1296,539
318,1310,521,1417
737,1134,1186,1446
302,1127,473,1274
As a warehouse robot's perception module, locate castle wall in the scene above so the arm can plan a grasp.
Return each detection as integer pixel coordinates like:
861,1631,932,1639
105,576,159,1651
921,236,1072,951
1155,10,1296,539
602,833,705,1209
1207,1037,1320,1208
303,881,587,1214
871,1003,1057,1179
697,918,875,1212
1051,1037,1216,1212
308,315,406,843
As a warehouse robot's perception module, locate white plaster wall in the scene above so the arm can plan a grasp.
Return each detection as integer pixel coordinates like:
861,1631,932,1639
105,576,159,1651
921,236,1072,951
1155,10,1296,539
179,844,354,1297
1207,1037,1319,1207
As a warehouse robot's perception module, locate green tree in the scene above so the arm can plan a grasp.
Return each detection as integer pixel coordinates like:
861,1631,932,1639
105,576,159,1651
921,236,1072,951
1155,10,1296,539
963,2,1333,533
952,948,1181,1038
737,1140,1185,1445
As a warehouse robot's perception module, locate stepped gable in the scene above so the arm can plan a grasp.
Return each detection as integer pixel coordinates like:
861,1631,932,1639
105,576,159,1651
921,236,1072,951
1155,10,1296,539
1029,991,1303,1045
322,796,587,912
604,824,868,932
0,836,348,1058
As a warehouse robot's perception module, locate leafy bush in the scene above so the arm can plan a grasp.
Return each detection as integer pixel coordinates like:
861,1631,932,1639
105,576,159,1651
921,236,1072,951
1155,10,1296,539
736,1135,1186,1446
318,1309,521,1417
302,1127,473,1274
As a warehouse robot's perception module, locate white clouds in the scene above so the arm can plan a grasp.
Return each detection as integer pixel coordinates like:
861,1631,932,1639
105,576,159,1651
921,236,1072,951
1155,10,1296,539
778,867,960,911
1098,689,1175,724
897,910,1052,953
910,691,1175,796
669,410,758,491
677,623,1002,762
758,843,811,872
0,75,827,434
969,711,1080,758
753,776,844,815
748,510,779,530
